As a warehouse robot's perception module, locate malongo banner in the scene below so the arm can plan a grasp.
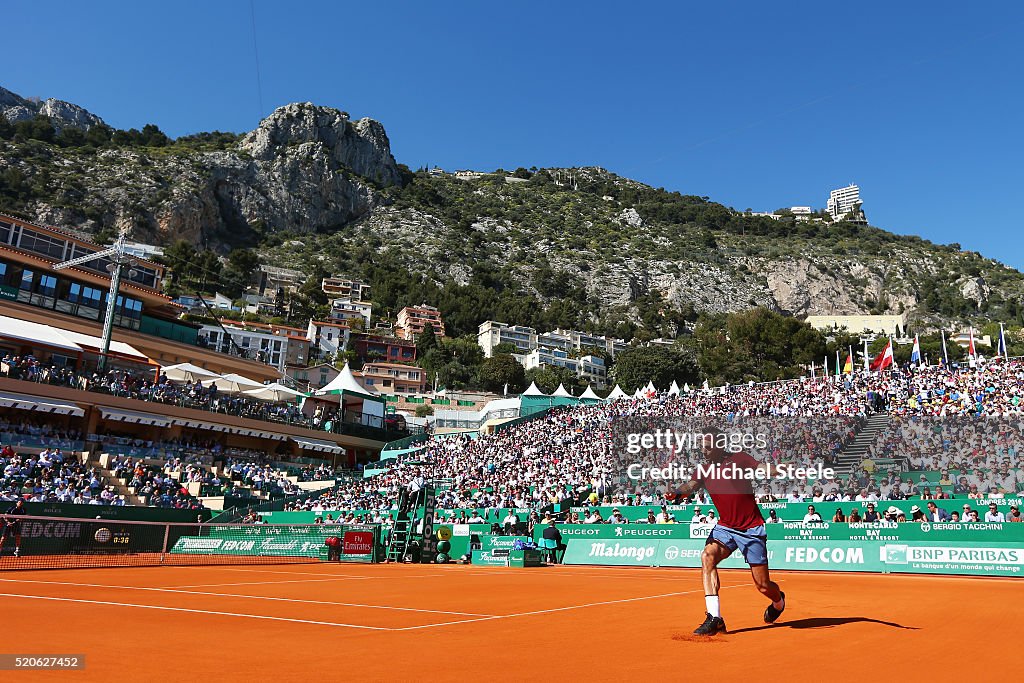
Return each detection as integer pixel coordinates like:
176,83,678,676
547,522,1024,577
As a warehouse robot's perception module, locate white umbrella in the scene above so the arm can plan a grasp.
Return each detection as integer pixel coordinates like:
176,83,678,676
243,383,307,402
208,373,263,394
161,362,221,383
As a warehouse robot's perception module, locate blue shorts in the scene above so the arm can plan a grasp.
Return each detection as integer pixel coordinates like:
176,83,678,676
707,524,768,566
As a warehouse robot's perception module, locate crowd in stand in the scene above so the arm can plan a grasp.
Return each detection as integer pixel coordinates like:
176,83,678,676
107,454,204,509
1,445,124,504
3,351,1023,515
0,355,313,428
292,359,1023,517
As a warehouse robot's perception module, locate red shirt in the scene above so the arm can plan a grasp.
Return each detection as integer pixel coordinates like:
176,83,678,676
691,451,765,531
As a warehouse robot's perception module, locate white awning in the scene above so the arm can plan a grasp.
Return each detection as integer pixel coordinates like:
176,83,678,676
169,418,230,432
98,407,171,426
0,314,147,360
168,418,287,440
0,391,84,416
58,329,147,360
0,315,83,352
290,435,346,455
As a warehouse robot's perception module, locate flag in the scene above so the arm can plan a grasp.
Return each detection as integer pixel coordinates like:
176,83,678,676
999,323,1008,361
869,338,894,371
835,350,841,376
862,339,870,371
940,330,949,368
843,347,854,374
968,328,976,359
910,335,921,365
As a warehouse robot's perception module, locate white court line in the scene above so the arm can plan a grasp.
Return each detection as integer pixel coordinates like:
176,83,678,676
395,585,744,631
0,578,494,617
166,577,373,589
0,593,392,630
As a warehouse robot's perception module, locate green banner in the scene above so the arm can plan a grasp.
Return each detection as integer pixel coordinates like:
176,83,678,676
769,521,1024,542
560,537,1024,577
545,521,1024,543
170,524,379,562
569,498,1023,522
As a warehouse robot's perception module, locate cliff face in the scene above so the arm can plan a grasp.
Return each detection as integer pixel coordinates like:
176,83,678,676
0,86,105,131
1,98,401,245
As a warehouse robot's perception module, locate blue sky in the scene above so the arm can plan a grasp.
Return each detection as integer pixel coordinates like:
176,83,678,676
6,1,1024,267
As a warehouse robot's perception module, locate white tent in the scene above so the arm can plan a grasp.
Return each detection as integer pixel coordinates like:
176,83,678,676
579,386,601,401
552,383,574,398
645,380,657,395
243,382,307,402
683,383,691,393
161,362,221,383
668,380,680,396
633,388,644,399
522,381,547,397
606,385,629,401
316,363,373,396
208,373,263,394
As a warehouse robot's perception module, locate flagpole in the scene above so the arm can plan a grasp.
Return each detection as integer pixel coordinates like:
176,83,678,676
1000,322,1009,361
941,329,949,369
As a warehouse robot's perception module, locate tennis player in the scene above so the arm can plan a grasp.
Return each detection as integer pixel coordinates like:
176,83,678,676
0,498,27,557
673,430,785,635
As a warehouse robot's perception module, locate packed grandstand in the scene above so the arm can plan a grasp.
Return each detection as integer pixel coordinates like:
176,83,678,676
2,355,1022,520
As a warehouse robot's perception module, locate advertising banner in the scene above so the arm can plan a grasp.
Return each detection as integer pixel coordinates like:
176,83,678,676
555,525,1024,577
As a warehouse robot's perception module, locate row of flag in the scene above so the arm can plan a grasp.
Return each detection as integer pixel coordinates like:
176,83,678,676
811,324,1012,377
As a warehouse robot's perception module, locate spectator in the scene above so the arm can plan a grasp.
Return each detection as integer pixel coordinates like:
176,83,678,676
925,501,951,522
803,505,823,524
984,503,1006,523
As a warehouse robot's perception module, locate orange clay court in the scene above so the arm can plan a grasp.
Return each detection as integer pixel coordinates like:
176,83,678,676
0,563,1018,682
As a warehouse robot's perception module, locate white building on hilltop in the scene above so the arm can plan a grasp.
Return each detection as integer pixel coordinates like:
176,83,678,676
520,348,608,389
478,320,626,358
827,184,864,222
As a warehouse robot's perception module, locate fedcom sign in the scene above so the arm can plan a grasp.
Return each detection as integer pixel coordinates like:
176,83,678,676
784,546,864,565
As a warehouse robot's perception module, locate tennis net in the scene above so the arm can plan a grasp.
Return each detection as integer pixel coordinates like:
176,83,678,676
0,515,382,570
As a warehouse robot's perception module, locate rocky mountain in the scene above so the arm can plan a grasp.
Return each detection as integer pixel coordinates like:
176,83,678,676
0,86,105,131
1,85,1021,337
1,91,400,245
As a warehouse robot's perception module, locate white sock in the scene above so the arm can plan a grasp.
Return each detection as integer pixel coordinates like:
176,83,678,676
705,595,721,618
772,595,785,610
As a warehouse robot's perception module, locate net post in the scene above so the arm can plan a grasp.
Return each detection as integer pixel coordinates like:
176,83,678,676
160,523,170,564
